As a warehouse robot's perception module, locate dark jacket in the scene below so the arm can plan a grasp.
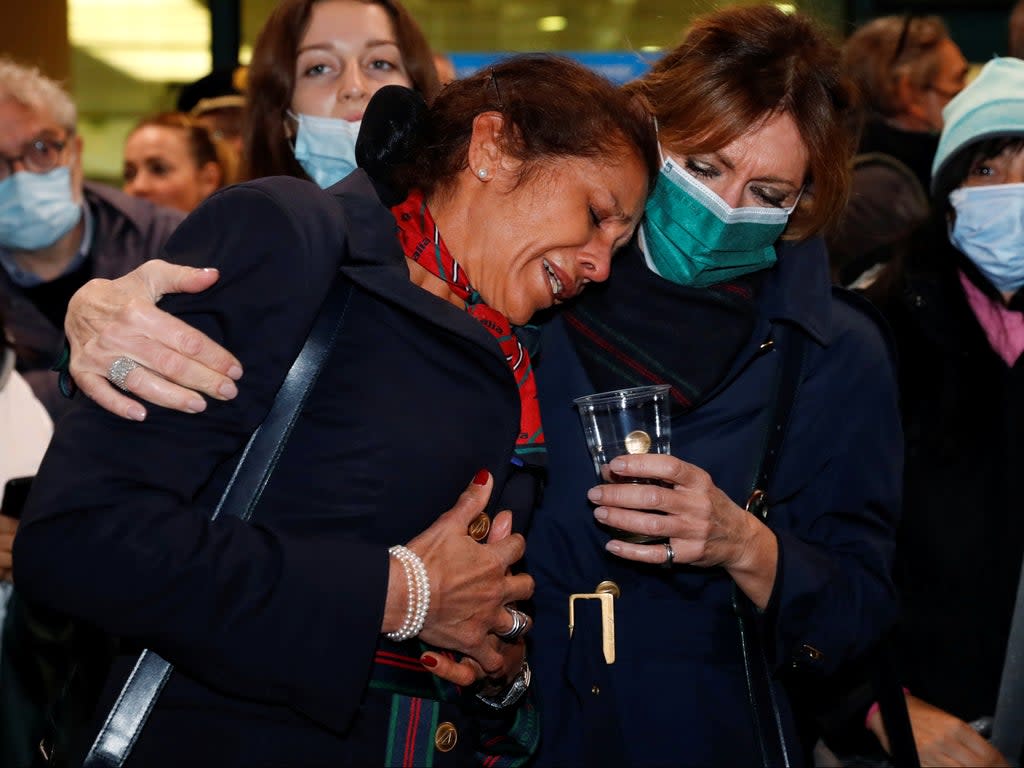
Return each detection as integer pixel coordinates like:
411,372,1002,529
526,238,903,767
865,224,1024,728
15,173,536,767
829,121,936,286
0,182,183,418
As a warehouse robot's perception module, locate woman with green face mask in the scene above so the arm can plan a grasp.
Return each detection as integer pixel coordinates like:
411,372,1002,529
54,6,902,766
520,9,899,765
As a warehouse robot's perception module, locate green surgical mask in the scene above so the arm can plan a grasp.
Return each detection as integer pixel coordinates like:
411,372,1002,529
642,155,795,287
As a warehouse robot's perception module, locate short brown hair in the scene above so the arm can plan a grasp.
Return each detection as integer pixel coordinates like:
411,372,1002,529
842,15,951,118
243,0,440,181
625,5,854,239
398,54,659,202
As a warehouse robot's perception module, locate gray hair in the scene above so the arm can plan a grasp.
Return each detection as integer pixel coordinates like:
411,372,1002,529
0,57,77,132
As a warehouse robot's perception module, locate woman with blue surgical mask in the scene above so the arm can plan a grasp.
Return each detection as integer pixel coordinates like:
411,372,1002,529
243,0,439,187
845,57,1024,767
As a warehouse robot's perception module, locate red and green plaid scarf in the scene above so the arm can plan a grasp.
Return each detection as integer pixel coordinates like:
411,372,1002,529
392,189,545,459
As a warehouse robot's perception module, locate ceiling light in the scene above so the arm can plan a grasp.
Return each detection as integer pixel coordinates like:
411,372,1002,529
774,3,797,14
640,45,662,53
537,16,568,33
69,0,211,82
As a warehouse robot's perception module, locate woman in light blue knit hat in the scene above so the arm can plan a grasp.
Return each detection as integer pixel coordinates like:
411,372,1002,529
860,56,1024,767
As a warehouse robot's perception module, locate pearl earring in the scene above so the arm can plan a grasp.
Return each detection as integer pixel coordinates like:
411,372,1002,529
477,168,488,179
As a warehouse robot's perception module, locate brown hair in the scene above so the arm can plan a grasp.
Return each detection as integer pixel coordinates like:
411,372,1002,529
1011,1,1024,59
397,54,659,201
625,5,854,239
243,0,440,181
128,112,237,185
842,15,951,118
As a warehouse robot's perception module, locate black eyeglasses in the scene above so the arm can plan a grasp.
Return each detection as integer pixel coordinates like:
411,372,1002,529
0,136,68,182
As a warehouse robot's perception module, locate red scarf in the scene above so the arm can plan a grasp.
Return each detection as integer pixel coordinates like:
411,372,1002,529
392,189,545,459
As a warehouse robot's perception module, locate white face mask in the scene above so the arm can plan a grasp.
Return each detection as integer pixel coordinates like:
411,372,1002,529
290,112,361,189
0,167,81,251
949,182,1024,294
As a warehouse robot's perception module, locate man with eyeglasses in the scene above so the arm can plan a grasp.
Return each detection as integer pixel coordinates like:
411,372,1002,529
828,15,969,287
0,58,183,419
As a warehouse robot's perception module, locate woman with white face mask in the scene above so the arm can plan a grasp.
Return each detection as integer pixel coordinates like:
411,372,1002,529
244,0,439,187
852,57,1024,767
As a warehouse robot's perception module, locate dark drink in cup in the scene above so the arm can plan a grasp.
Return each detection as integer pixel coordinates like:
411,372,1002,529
573,385,672,544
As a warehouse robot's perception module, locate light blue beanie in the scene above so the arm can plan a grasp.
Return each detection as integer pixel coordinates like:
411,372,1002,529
931,56,1024,195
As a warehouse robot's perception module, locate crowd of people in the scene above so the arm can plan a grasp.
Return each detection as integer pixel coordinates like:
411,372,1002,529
1,0,1023,766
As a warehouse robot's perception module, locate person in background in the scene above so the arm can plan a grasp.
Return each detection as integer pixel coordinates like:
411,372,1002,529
14,55,657,766
849,56,1024,768
0,306,54,768
1010,1,1024,59
830,15,969,286
433,52,457,86
243,0,440,186
123,112,236,213
52,6,903,767
178,66,248,156
0,308,51,585
0,57,183,419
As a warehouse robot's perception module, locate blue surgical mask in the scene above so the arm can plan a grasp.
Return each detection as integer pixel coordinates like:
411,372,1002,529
291,113,361,189
950,183,1024,294
0,167,81,252
641,154,795,287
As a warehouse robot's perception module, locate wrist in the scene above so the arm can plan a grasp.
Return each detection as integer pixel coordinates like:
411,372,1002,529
383,545,431,642
727,512,764,570
475,659,531,710
724,516,778,611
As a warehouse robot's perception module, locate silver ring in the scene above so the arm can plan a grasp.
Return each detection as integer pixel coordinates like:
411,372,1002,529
107,356,141,391
495,606,529,643
662,541,675,568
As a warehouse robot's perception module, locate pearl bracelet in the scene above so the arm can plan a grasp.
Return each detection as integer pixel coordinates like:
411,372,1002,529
386,545,430,642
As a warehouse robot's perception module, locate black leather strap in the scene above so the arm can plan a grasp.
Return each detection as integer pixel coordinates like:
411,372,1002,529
81,270,355,767
735,322,805,768
870,635,920,768
992,556,1024,763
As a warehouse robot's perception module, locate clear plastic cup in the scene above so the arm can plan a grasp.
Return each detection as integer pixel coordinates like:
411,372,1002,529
573,384,672,543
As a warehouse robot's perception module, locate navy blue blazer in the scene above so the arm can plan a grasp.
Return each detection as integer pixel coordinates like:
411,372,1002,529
525,238,903,767
15,173,530,766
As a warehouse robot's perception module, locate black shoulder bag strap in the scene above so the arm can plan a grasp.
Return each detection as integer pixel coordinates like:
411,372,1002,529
80,269,355,768
734,322,805,768
992,555,1024,763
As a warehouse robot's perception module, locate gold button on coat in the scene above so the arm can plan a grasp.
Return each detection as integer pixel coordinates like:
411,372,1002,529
435,721,458,752
595,580,620,598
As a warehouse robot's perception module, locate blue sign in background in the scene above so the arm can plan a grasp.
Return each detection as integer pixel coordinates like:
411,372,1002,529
448,51,662,85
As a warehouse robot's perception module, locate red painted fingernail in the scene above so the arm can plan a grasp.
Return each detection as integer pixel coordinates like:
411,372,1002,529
420,654,438,669
472,469,489,486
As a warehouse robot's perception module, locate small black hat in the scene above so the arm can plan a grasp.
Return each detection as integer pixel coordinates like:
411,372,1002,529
177,66,247,115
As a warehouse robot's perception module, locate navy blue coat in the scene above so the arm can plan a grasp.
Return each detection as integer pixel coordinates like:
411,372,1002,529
526,238,903,767
15,173,533,766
